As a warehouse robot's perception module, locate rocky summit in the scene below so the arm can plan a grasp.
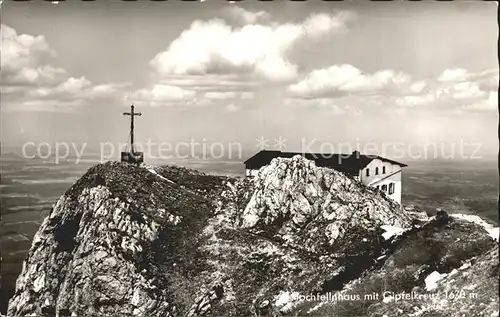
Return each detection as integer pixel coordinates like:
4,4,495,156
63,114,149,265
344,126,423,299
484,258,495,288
7,156,499,317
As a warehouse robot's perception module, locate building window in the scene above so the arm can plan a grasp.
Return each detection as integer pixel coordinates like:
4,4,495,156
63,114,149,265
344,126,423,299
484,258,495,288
382,184,387,192
366,168,370,177
382,166,386,174
375,167,379,175
389,182,395,194
376,185,380,190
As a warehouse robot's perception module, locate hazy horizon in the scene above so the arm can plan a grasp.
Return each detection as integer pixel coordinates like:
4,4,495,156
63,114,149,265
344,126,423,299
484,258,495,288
1,1,498,161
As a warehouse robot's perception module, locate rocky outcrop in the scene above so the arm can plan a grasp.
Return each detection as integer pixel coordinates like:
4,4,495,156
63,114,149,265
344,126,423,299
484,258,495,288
295,211,499,316
8,162,219,316
241,156,412,251
7,156,499,317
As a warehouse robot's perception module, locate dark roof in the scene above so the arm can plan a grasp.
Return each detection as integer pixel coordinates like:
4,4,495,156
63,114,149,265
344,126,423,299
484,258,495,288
244,150,407,175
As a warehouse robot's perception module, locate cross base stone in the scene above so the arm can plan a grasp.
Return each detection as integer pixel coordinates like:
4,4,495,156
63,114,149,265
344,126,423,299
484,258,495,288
121,151,144,164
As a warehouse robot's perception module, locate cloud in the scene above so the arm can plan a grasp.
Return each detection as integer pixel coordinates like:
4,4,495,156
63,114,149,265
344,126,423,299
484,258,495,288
409,81,426,94
27,77,128,100
463,91,497,112
129,84,196,102
125,83,255,108
1,25,127,112
225,7,271,24
437,68,469,82
287,64,413,99
5,99,88,113
204,91,238,100
395,81,486,108
204,91,254,100
395,94,435,108
2,77,129,112
158,74,261,89
284,97,362,116
135,10,353,108
0,24,67,86
394,68,498,113
124,84,200,107
450,81,486,100
125,84,234,108
225,103,239,112
302,12,354,38
476,69,499,91
437,68,499,89
149,11,354,82
286,65,498,115
240,91,254,99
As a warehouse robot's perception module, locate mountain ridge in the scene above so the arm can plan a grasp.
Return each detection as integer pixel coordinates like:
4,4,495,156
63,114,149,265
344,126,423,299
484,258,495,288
7,156,499,317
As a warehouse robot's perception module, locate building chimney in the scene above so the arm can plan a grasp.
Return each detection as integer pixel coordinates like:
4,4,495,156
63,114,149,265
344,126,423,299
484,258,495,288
352,150,360,158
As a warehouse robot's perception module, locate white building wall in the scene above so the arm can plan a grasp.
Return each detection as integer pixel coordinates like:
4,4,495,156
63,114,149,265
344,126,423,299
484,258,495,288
358,159,403,205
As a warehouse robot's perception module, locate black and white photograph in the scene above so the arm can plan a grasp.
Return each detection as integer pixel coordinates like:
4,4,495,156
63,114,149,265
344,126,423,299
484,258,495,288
0,0,498,316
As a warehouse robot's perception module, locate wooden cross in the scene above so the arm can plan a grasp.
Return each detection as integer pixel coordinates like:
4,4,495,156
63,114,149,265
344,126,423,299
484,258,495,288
123,105,142,153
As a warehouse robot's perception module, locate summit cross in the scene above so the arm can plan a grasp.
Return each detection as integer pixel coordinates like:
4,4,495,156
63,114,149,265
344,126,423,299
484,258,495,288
123,104,142,153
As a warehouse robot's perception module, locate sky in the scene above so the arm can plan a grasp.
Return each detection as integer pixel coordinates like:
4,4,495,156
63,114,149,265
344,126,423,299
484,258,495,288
1,0,498,160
